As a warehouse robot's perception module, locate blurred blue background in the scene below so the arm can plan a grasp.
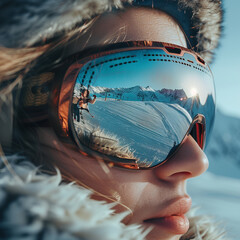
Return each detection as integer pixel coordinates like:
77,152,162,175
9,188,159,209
212,0,240,118
189,2,240,239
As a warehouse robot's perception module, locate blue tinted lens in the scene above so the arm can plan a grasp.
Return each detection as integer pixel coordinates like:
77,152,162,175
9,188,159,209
71,48,215,168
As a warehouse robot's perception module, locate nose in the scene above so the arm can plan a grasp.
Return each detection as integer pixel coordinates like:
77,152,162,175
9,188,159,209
153,135,209,182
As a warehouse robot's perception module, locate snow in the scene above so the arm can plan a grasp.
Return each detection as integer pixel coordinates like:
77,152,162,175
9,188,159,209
73,98,192,167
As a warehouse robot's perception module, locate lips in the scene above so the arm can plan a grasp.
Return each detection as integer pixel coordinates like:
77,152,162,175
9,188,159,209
143,196,192,235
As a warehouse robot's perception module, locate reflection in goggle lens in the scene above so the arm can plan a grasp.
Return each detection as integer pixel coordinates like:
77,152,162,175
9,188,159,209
71,49,215,168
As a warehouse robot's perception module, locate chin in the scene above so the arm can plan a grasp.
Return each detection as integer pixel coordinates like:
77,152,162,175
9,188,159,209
145,228,182,240
142,219,189,240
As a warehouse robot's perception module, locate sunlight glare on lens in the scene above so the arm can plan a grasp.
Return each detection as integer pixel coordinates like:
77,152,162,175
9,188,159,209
190,88,198,97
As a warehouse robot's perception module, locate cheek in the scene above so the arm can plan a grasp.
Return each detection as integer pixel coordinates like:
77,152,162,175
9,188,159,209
115,181,149,206
58,151,152,218
106,180,151,224
37,127,149,206
49,141,148,206
71,158,149,208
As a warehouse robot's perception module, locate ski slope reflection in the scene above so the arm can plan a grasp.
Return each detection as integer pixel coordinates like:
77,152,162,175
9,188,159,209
73,98,192,167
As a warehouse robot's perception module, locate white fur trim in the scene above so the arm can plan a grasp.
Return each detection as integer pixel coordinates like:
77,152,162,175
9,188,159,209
0,157,148,240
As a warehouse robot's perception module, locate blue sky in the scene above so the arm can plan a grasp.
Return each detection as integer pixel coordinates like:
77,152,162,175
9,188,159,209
77,50,214,104
211,0,240,118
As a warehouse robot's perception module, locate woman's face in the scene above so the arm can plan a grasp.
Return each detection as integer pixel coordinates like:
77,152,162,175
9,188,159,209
83,90,88,97
38,8,209,240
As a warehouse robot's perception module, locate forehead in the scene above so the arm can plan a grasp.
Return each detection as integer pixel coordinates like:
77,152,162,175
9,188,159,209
67,7,187,56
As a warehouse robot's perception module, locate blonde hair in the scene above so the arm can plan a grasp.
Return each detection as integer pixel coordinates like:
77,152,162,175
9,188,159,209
0,18,98,159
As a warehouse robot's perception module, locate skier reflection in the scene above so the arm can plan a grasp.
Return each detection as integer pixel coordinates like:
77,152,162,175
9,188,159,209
77,89,96,122
72,96,80,122
79,89,96,108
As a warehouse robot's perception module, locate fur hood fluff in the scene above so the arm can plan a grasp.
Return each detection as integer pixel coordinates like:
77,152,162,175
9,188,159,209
0,156,227,240
0,0,223,63
0,157,148,240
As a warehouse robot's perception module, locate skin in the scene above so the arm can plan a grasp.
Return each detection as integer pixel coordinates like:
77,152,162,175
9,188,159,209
37,8,209,240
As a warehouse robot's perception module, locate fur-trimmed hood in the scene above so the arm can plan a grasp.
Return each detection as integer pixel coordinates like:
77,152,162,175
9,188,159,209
0,157,227,240
0,0,223,63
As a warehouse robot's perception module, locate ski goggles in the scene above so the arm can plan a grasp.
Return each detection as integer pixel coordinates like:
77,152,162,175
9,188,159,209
22,41,215,169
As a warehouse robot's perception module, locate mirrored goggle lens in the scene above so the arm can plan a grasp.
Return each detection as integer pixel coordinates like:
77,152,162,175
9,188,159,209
70,48,215,168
